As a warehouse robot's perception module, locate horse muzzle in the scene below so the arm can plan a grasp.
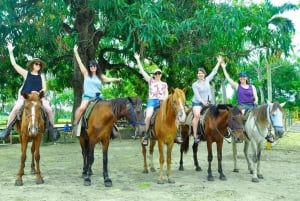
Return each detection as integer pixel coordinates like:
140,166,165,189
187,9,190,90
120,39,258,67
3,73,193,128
273,126,284,138
28,126,39,136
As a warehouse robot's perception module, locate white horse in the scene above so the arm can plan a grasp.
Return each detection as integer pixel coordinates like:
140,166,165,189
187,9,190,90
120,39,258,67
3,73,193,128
234,101,285,182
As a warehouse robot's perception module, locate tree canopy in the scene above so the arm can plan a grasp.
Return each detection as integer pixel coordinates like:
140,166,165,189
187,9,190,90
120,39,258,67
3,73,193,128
0,0,299,117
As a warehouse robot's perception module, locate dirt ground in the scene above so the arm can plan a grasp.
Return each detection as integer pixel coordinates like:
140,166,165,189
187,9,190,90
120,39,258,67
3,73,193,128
1,122,300,201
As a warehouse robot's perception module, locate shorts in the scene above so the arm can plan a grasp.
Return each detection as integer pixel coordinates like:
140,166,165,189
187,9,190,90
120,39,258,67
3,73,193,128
147,99,160,108
192,102,205,108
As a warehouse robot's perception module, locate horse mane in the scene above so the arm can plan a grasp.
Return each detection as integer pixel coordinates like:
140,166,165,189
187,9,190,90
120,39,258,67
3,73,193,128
272,102,283,112
110,98,129,117
210,104,230,118
252,104,268,124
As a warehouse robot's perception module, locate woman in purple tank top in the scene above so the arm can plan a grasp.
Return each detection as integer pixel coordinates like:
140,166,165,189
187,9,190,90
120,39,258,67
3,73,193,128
221,59,274,143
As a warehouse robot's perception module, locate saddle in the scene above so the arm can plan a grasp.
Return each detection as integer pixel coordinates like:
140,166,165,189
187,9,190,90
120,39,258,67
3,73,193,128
147,106,160,138
181,105,210,141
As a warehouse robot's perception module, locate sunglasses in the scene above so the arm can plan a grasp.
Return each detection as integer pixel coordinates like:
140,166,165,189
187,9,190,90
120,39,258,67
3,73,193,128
154,72,161,75
34,63,41,66
89,65,97,68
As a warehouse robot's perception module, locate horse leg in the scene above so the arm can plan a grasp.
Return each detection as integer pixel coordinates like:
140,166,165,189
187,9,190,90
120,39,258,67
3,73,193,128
15,138,28,186
179,125,189,171
192,142,202,171
166,143,175,184
243,140,253,174
217,141,226,181
83,142,95,186
31,140,36,174
34,136,44,184
148,139,156,172
257,142,264,180
141,140,148,173
102,142,112,187
157,141,165,184
206,141,214,181
80,135,91,178
250,141,259,182
232,139,239,173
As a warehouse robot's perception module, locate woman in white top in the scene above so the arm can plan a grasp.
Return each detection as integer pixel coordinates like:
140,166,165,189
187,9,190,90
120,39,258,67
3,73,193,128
192,56,222,144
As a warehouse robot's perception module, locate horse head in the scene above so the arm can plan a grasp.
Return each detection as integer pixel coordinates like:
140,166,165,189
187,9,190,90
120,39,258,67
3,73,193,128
23,92,44,136
228,105,245,143
170,88,187,123
126,97,145,126
267,101,285,138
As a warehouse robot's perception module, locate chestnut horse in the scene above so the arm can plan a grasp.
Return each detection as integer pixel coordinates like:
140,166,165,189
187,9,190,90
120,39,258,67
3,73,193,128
235,101,285,182
14,92,45,186
142,88,186,184
178,104,244,181
79,97,143,187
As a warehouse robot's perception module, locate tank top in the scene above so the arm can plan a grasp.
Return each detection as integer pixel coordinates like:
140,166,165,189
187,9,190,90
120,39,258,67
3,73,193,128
237,84,254,104
83,75,102,99
21,73,42,94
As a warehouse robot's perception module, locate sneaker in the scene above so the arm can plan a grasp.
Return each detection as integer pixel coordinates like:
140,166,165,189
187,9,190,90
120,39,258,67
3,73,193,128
175,137,183,144
72,124,78,137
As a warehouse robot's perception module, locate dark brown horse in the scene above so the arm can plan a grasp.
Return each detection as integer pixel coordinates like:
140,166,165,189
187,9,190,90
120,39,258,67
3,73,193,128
142,88,186,184
178,104,244,181
14,92,45,186
79,97,143,187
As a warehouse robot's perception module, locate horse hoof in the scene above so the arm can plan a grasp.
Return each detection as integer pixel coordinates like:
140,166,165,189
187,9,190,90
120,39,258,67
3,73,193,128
142,169,149,174
168,178,175,184
195,166,202,171
84,178,91,186
258,174,264,179
252,178,259,183
36,178,44,184
15,180,23,186
207,176,214,181
150,167,156,172
250,170,253,174
157,179,164,184
104,178,112,187
219,175,227,181
233,169,239,173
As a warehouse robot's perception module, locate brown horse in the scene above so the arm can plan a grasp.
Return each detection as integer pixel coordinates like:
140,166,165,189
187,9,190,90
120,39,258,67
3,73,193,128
14,92,45,186
142,88,186,184
178,104,244,181
79,97,143,187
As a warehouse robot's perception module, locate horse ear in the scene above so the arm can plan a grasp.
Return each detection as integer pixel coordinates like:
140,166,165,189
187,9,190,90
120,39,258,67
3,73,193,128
280,102,286,107
39,91,44,99
182,87,187,94
171,87,175,93
22,93,29,99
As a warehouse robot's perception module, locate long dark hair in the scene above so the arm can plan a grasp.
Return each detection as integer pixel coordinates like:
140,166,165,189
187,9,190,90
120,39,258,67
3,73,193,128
87,60,102,79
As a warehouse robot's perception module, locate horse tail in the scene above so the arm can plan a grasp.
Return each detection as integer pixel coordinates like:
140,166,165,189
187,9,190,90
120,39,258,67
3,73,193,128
180,124,190,154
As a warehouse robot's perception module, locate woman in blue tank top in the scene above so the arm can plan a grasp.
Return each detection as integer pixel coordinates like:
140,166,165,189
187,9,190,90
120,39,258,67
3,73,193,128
72,45,122,134
0,42,59,140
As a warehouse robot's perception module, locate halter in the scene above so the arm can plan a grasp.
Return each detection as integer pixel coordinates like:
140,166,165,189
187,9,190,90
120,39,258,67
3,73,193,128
267,104,283,129
126,98,145,126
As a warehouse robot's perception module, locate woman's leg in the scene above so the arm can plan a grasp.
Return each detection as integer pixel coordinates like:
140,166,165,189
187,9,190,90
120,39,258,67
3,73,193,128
192,106,201,143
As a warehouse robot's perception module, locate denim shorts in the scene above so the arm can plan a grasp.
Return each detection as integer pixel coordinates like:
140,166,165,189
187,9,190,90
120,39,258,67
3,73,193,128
192,102,205,107
147,99,160,108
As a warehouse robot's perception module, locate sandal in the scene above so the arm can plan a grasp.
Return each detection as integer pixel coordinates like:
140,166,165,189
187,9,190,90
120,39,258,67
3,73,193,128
194,136,200,144
141,137,148,146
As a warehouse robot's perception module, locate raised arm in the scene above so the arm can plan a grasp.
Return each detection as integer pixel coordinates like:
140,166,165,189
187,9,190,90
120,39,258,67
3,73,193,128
252,85,259,104
100,74,122,83
134,53,151,82
73,45,88,76
7,42,27,78
221,60,238,90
